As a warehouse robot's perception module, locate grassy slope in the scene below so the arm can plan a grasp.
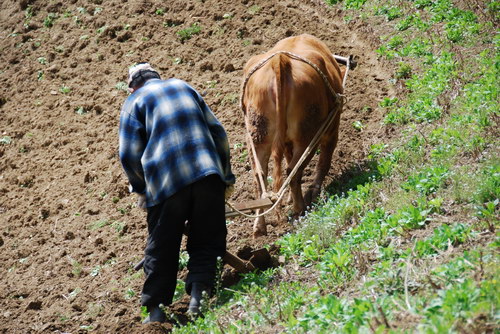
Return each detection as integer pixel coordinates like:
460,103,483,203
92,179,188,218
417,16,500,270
162,0,499,332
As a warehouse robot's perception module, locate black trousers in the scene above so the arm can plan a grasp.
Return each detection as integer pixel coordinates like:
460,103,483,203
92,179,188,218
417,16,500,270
141,174,227,307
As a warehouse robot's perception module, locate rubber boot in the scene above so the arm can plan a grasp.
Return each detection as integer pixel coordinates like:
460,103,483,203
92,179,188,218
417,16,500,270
142,305,166,324
187,282,210,316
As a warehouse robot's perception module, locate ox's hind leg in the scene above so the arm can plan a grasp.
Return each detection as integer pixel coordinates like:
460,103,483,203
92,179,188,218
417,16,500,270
248,135,273,238
284,142,294,204
304,112,341,207
253,145,272,238
287,143,316,219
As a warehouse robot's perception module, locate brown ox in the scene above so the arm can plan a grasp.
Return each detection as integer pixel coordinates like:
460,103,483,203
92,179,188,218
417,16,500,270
241,34,345,238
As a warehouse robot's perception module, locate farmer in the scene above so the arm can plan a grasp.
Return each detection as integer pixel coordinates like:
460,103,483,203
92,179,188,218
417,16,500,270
119,63,235,323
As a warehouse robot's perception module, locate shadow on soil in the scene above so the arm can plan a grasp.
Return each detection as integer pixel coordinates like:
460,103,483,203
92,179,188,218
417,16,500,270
324,159,382,198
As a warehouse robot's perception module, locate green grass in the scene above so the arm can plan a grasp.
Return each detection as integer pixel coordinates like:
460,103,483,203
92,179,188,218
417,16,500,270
167,0,498,332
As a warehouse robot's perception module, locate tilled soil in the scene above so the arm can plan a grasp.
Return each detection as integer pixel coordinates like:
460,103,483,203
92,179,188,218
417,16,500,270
0,0,397,332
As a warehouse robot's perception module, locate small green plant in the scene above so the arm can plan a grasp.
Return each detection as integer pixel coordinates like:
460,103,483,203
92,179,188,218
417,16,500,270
221,92,239,106
173,279,185,302
37,57,47,65
59,85,71,94
344,0,367,9
155,8,165,15
73,16,83,25
115,81,128,92
177,23,201,41
124,288,136,299
205,80,217,89
75,106,87,115
24,5,34,19
248,5,261,15
395,62,412,79
90,265,101,277
140,306,148,322
179,251,189,270
402,166,449,195
0,136,12,145
79,325,94,331
43,13,57,28
395,15,414,31
379,97,398,108
111,221,126,235
71,260,83,277
238,149,248,163
117,207,128,215
375,5,402,21
352,120,364,131
96,25,107,34
88,219,109,230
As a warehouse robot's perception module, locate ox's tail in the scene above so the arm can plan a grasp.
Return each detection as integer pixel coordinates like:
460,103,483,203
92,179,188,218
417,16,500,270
271,53,289,193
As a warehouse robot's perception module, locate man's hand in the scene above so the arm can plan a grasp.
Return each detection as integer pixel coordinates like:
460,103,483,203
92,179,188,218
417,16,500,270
137,193,147,211
225,185,234,200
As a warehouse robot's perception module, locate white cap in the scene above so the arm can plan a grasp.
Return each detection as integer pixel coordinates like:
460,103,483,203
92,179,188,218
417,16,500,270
127,62,159,88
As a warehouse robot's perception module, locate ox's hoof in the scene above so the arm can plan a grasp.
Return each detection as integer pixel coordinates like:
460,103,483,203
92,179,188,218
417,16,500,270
304,186,321,208
253,227,267,239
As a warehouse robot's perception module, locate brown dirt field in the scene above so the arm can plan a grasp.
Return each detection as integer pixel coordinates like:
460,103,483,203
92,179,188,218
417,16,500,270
0,0,398,332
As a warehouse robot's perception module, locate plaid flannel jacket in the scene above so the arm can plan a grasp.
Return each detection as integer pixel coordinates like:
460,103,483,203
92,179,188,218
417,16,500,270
119,78,235,207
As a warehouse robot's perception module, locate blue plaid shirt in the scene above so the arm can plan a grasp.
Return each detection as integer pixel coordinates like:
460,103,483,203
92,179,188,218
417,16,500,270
119,78,235,207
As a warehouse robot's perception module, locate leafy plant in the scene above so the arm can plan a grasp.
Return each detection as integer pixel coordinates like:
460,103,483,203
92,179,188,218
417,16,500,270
37,57,47,65
59,85,71,94
43,13,58,28
75,106,87,115
375,5,402,21
88,219,109,230
0,136,12,145
345,0,368,9
395,62,412,79
247,5,261,15
178,251,189,270
352,120,364,131
177,23,201,41
71,260,83,277
24,5,34,19
115,81,128,92
124,288,136,299
402,166,449,195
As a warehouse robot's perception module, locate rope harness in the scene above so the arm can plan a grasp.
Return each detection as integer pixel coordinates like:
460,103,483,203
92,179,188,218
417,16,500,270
226,51,350,218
